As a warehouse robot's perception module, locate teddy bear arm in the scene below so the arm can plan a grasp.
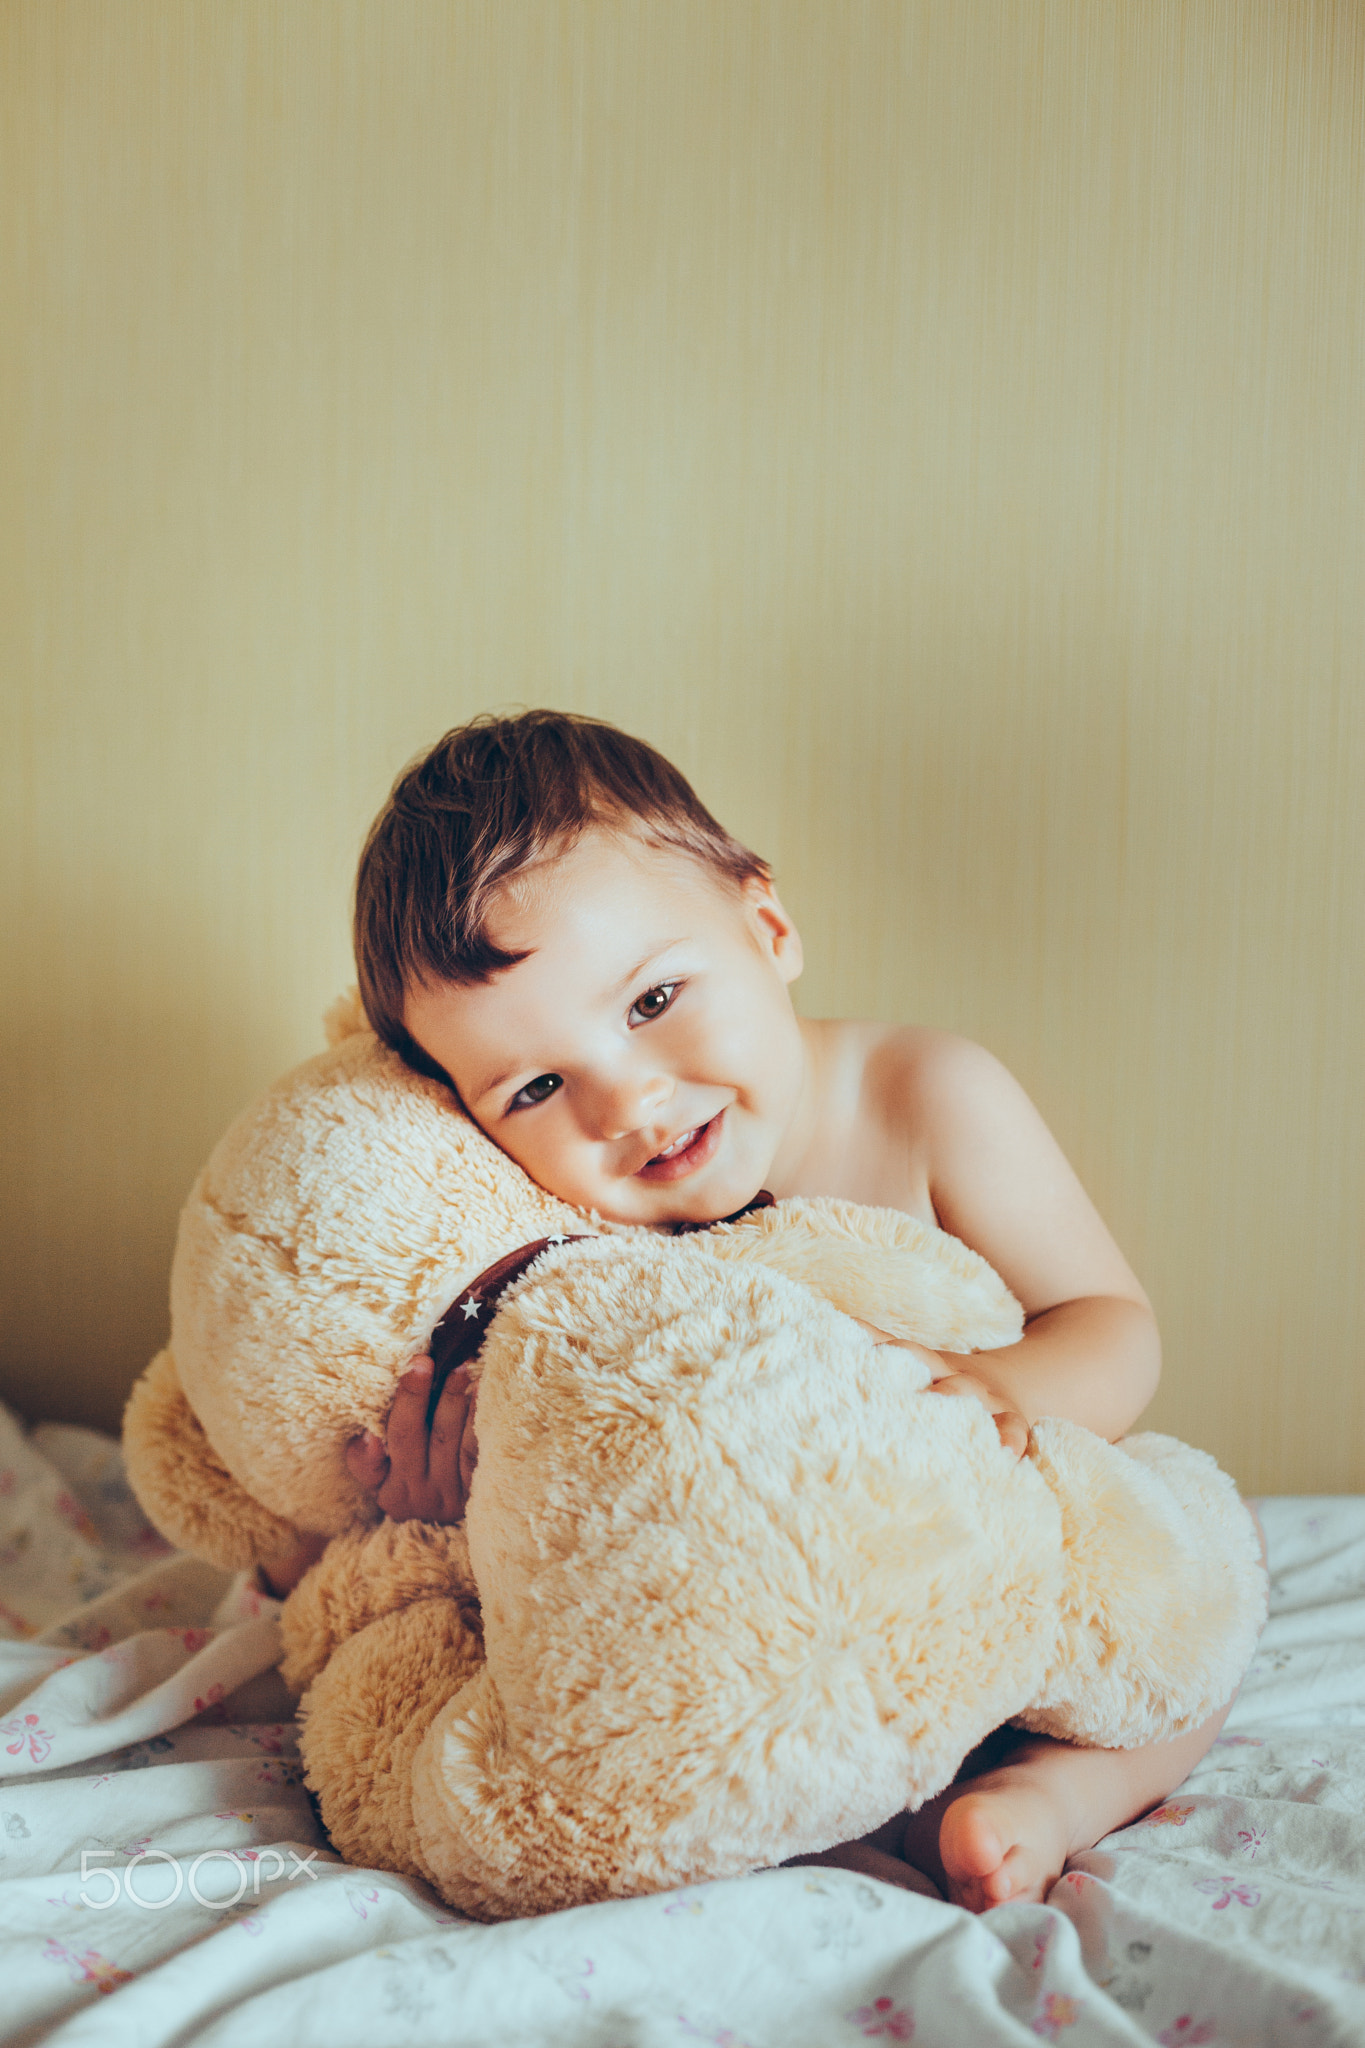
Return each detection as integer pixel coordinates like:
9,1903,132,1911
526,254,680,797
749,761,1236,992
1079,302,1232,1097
122,1347,305,1571
703,1197,1024,1353
279,1519,479,1695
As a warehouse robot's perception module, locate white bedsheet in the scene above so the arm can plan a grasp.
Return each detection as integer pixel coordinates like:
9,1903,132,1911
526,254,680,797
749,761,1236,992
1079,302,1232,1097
1,1402,1362,2047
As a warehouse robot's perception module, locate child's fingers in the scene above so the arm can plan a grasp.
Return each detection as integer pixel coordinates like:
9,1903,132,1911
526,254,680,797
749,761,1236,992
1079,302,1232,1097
344,1432,391,1491
384,1356,435,1482
431,1368,474,1466
925,1370,981,1403
851,1317,946,1379
992,1410,1031,1460
435,1368,482,1515
928,1372,1029,1461
459,1406,479,1498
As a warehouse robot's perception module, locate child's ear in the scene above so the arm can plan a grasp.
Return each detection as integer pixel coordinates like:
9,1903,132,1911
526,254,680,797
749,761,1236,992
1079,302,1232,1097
743,874,803,984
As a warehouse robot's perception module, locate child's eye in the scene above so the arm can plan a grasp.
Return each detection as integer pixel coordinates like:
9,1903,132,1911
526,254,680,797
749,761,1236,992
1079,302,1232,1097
508,1073,563,1112
628,982,680,1027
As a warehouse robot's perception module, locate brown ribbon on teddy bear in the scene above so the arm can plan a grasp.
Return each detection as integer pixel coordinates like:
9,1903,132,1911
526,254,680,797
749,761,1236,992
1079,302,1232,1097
426,1191,776,1411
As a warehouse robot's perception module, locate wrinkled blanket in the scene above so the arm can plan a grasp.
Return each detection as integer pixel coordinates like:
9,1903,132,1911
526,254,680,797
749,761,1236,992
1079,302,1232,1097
1,1401,1362,2046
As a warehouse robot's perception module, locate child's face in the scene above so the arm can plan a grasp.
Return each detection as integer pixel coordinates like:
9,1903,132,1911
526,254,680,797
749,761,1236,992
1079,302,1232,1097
404,828,807,1225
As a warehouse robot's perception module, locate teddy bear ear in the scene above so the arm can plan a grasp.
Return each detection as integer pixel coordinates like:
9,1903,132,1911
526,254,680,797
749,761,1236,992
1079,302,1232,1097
322,988,371,1047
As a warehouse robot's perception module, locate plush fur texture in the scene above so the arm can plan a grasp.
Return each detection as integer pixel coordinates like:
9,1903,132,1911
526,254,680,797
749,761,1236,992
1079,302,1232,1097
301,1598,484,1882
122,1345,302,1568
130,1001,580,1546
122,1007,1267,1921
278,1519,476,1695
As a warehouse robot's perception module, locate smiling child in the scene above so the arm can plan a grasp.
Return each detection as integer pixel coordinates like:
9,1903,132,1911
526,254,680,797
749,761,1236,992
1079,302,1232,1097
319,708,1242,1911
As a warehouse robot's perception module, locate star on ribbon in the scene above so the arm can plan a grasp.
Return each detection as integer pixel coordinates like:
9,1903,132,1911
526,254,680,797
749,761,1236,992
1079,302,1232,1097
459,1293,483,1321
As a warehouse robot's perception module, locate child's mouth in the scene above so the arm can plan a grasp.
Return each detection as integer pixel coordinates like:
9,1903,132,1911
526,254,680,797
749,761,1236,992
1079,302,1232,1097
636,1112,724,1182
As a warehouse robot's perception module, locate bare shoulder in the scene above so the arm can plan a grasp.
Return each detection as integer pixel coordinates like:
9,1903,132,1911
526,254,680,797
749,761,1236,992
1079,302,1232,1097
860,1025,1016,1134
862,1025,1068,1196
801,1019,1011,1144
792,1022,1010,1217
860,1026,1149,1312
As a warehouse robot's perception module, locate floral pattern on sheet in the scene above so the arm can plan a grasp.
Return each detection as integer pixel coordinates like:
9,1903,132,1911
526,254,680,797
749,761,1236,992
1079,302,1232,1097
1098,1936,1155,2013
845,1995,915,2038
0,1410,175,1639
1031,1991,1083,2039
3,1418,1365,2046
1,1712,52,1764
1141,1801,1197,1829
1193,1876,1260,1911
41,1937,134,1996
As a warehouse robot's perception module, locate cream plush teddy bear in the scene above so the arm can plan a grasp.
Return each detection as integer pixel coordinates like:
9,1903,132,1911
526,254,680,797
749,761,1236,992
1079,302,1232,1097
123,1000,1266,1921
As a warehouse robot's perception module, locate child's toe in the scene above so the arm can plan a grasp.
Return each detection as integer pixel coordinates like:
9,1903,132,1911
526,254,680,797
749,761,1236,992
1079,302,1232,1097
939,1791,1008,1886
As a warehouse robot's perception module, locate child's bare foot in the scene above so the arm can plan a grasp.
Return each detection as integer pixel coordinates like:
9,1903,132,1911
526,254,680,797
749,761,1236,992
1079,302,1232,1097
897,1742,1079,1910
802,1695,1240,1914
902,1704,1237,1912
789,1761,1074,1910
932,1764,1077,1909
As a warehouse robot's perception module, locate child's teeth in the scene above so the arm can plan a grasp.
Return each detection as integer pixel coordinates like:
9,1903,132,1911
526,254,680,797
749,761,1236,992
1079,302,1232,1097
658,1126,699,1160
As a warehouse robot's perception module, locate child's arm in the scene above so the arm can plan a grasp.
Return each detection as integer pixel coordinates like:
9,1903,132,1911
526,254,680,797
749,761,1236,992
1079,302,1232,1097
891,1034,1160,1442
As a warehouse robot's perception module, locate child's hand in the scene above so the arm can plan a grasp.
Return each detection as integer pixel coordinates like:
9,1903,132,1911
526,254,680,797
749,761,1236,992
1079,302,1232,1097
854,1317,1030,1460
927,1369,1030,1460
344,1357,479,1523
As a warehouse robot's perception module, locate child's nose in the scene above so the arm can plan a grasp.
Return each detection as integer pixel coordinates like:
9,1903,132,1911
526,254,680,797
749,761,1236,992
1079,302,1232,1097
590,1066,674,1142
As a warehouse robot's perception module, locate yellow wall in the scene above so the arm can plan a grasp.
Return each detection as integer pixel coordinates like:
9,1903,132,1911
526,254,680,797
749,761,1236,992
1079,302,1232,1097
3,1,1362,1489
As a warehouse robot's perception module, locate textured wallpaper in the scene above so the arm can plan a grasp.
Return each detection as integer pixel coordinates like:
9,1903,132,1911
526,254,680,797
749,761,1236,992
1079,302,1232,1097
3,1,1362,1486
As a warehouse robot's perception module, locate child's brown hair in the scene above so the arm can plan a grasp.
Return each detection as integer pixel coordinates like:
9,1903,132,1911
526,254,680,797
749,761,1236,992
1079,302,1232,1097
355,709,768,1079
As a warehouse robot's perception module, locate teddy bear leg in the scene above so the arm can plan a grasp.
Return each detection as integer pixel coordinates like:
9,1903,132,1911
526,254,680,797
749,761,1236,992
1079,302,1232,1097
298,1596,484,1884
279,1520,477,1694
